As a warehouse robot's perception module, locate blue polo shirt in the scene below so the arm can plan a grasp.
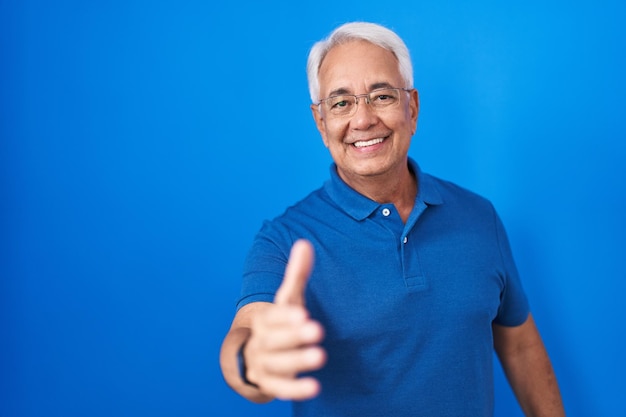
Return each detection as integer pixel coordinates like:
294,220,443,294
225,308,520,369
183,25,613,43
237,158,529,417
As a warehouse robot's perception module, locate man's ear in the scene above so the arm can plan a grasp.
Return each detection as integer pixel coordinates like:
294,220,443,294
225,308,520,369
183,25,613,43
410,89,420,135
310,104,329,147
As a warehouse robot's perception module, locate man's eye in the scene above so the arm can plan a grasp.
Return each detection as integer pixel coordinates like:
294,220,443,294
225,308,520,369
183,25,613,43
373,94,392,102
331,99,350,108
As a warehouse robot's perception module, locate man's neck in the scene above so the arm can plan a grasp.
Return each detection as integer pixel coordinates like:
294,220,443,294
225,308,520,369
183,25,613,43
338,162,417,223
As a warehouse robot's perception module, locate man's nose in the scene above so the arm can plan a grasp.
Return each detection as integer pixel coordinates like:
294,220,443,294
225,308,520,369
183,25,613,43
351,96,378,127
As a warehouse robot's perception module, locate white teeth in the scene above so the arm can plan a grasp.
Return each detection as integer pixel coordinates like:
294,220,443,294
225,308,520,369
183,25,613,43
353,138,384,148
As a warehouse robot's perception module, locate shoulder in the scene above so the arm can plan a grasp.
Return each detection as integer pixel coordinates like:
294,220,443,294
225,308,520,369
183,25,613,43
426,173,495,212
251,185,331,247
272,184,332,225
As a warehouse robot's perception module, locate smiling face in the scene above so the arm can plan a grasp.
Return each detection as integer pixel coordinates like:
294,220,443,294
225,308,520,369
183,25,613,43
311,40,419,190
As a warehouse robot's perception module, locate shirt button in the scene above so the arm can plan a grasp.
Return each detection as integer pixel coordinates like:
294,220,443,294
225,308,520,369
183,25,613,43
382,208,391,217
403,237,408,244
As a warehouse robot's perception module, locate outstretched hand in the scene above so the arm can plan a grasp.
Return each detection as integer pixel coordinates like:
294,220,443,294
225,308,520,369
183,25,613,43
244,239,327,400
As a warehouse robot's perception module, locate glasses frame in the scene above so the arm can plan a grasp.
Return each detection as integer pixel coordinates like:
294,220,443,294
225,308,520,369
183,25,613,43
316,87,413,117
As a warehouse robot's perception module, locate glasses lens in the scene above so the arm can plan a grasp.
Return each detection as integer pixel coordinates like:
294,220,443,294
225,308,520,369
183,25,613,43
369,88,401,108
327,96,356,116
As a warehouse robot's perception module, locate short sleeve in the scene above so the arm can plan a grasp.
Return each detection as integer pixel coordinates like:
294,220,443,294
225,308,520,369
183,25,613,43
236,220,294,311
493,210,530,326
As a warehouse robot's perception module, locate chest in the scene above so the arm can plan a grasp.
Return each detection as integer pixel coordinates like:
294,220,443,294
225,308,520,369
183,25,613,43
304,208,504,343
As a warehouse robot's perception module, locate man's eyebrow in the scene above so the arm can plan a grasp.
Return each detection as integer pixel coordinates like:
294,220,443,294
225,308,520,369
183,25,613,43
327,82,396,97
327,88,351,97
370,82,395,90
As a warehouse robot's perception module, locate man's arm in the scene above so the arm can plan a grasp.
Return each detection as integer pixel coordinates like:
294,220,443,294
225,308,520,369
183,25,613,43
493,313,565,416
220,302,275,403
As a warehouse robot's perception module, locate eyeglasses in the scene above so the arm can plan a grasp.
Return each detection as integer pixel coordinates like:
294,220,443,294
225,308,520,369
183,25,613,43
316,87,412,117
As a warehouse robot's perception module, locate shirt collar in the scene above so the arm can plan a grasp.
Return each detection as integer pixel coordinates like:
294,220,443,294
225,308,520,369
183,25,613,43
324,157,443,221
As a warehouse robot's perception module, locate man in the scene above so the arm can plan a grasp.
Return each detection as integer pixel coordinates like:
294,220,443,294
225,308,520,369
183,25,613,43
220,21,565,416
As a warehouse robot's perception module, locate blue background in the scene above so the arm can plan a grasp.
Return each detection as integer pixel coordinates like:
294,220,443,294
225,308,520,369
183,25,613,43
1,1,625,416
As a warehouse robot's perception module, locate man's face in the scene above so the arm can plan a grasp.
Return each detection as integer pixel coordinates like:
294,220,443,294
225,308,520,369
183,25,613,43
311,40,419,187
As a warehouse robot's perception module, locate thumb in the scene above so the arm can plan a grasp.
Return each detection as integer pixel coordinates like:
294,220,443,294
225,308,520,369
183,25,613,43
274,239,315,306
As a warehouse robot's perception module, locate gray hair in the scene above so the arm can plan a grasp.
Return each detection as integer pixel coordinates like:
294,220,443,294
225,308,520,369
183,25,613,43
306,22,414,103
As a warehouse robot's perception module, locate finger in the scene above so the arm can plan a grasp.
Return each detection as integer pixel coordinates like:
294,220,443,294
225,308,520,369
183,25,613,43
261,346,327,376
259,375,322,402
274,239,315,306
258,304,309,327
254,316,325,351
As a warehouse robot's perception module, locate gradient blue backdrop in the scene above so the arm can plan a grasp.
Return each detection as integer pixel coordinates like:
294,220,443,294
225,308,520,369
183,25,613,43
2,1,625,416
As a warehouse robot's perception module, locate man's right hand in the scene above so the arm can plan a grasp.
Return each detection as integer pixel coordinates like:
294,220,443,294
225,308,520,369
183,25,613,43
242,239,327,401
